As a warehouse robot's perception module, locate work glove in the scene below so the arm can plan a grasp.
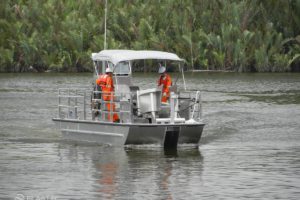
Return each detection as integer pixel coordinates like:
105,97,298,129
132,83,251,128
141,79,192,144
163,92,167,97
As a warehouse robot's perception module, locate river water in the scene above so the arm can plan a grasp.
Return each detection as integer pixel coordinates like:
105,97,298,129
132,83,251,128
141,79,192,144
1,72,300,199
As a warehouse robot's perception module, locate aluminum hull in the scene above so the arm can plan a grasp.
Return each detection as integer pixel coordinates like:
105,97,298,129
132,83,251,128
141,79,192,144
53,118,204,147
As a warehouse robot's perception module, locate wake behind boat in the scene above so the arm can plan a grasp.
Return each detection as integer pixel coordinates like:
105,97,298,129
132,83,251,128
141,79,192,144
52,50,205,148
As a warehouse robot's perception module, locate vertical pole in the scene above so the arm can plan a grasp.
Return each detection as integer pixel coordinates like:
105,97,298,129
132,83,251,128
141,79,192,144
198,92,202,120
68,89,70,107
115,65,118,90
84,90,86,120
130,94,133,123
67,89,70,119
136,90,140,116
190,34,193,72
175,94,179,119
101,91,105,122
75,90,77,118
110,92,112,122
58,89,61,118
177,91,181,119
104,0,107,50
150,93,156,123
94,61,100,79
102,61,105,74
191,91,199,119
181,68,186,91
92,91,95,121
170,92,175,124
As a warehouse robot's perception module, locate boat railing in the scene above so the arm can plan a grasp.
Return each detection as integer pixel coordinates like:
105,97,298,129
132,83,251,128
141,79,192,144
177,91,202,122
58,88,91,120
191,91,202,120
92,91,133,123
140,90,202,124
56,88,202,124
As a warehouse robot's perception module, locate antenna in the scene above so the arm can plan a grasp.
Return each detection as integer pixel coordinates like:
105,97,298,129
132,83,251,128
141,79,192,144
104,0,107,50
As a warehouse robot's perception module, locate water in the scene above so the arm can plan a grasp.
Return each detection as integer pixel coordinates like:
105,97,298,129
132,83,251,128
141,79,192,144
1,72,300,199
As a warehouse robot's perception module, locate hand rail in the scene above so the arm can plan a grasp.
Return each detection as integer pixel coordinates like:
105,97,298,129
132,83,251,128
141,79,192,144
177,90,203,122
58,88,90,120
57,88,202,124
92,91,133,123
191,91,202,121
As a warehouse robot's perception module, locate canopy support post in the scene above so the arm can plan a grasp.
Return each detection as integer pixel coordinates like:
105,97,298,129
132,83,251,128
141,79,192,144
181,66,186,91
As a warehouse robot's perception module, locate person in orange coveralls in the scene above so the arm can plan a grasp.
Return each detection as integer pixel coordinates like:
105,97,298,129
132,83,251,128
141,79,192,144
158,66,172,103
96,68,120,123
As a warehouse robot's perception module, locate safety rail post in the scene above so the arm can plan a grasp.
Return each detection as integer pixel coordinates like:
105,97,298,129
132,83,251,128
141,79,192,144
75,89,78,119
175,94,179,119
189,91,202,121
68,89,70,108
58,89,61,118
101,91,105,122
110,91,113,122
191,91,199,119
150,92,156,123
129,94,133,123
170,92,175,124
75,89,77,107
197,92,202,120
92,90,95,120
84,90,86,120
121,92,133,124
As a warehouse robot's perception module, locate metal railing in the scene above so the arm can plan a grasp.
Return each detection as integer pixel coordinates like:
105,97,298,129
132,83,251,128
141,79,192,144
92,91,133,123
58,88,90,120
191,91,202,120
178,91,202,121
57,88,201,124
156,90,202,124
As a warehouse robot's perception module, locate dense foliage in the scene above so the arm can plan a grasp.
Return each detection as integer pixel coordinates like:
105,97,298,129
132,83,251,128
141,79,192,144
0,0,300,72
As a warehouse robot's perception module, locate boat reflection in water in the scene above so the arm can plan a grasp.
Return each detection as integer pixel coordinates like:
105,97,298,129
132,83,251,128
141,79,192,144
56,142,203,199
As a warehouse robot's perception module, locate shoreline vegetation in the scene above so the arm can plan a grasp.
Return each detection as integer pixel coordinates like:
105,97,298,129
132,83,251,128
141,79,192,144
189,70,235,73
1,0,300,73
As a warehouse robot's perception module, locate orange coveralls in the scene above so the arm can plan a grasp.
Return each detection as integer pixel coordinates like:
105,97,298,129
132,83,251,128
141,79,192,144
158,74,172,102
96,75,119,122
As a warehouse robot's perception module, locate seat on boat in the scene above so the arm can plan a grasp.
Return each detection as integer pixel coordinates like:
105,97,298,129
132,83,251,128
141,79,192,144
136,86,162,123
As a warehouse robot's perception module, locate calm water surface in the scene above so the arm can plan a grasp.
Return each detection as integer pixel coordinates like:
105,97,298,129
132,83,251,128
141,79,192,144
0,72,300,199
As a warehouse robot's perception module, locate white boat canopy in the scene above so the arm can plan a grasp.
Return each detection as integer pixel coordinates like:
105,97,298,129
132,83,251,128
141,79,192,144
92,50,185,66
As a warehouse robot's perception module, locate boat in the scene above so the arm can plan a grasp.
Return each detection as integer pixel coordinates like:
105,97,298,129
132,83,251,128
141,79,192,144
52,50,205,148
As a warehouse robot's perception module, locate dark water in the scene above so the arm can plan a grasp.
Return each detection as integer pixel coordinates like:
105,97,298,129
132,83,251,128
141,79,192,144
1,72,300,199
